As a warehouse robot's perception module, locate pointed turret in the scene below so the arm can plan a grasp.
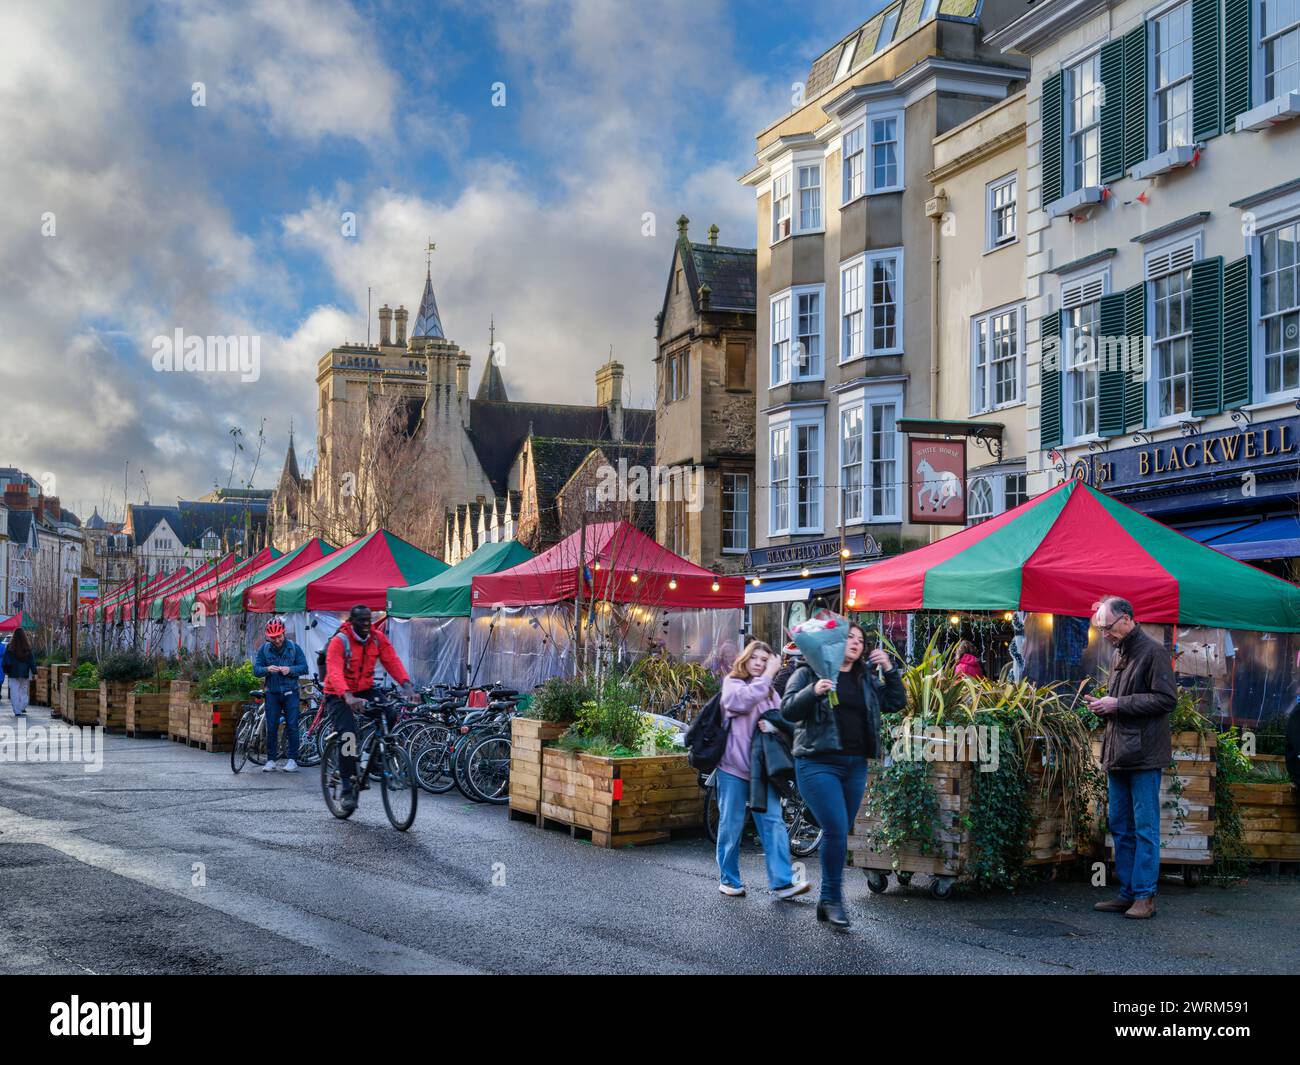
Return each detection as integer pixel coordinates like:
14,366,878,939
412,268,445,340
278,428,302,491
475,318,509,402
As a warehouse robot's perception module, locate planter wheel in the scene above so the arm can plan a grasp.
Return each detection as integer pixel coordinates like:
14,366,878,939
895,871,913,885
929,877,955,901
864,871,889,894
1183,866,1202,887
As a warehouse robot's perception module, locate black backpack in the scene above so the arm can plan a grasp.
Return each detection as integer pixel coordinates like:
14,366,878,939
315,630,351,680
684,692,729,773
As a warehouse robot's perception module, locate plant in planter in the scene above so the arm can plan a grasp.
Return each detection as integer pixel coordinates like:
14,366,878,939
555,672,679,757
99,651,156,732
527,675,593,723
196,662,259,702
625,653,720,722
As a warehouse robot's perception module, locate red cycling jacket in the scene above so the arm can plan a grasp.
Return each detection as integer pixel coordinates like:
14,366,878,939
323,622,411,696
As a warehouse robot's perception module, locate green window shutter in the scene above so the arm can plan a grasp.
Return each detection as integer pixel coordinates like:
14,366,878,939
1224,0,1253,126
1192,0,1223,140
1222,256,1252,408
1099,40,1126,182
1191,257,1225,416
1123,283,1146,430
1097,293,1127,435
1041,71,1065,206
1040,311,1064,450
1123,24,1148,169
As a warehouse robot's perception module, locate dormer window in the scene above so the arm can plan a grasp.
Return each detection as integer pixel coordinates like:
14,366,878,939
834,34,858,81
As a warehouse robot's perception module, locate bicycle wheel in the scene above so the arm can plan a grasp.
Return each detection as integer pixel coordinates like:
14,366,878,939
379,744,418,830
248,712,268,767
230,712,252,774
295,721,321,768
320,736,354,820
412,725,456,793
464,733,512,804
784,791,823,858
451,732,480,799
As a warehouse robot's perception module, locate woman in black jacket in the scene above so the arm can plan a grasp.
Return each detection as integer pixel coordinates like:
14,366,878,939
780,623,905,927
2,629,37,717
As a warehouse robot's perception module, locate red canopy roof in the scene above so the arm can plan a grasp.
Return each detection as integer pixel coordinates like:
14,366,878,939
158,554,240,619
106,567,189,623
471,521,744,608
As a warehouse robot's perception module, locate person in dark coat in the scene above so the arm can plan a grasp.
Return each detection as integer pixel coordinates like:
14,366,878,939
1084,595,1176,921
772,642,805,697
2,629,37,716
780,622,905,928
748,708,795,812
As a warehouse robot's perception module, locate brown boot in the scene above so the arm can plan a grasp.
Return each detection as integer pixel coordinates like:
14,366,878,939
1094,898,1132,913
1124,897,1156,919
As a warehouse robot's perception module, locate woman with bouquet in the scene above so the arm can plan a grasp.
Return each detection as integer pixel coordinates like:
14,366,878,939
781,622,905,928
716,641,810,901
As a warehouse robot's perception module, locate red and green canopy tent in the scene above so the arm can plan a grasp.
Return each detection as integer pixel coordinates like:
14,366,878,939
0,611,36,633
105,567,191,624
846,479,1300,631
244,530,446,614
171,547,280,621
218,538,333,615
89,570,162,624
149,556,240,621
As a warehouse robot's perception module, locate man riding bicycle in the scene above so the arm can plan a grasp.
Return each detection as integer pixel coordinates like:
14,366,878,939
324,604,416,813
252,617,309,772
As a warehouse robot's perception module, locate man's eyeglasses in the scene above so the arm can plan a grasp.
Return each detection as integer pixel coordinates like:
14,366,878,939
1096,614,1130,634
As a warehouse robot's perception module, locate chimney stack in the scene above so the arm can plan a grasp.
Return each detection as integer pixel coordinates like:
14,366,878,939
676,215,689,239
3,483,29,510
34,496,45,523
395,305,408,346
595,361,625,442
379,304,392,346
708,224,719,246
46,496,61,523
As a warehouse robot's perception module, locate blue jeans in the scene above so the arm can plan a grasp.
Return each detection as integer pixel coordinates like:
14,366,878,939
715,770,794,890
796,755,869,905
265,689,300,762
1108,768,1162,900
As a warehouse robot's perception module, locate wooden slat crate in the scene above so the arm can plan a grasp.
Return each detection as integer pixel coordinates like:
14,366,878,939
1091,731,1217,866
34,666,50,707
168,681,193,743
98,681,133,732
507,717,571,816
848,756,973,878
126,691,170,737
188,699,243,752
1228,781,1300,861
52,664,73,719
511,734,703,848
1024,738,1085,865
62,686,101,727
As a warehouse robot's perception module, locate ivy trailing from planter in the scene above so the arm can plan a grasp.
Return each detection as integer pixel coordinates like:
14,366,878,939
963,727,1033,891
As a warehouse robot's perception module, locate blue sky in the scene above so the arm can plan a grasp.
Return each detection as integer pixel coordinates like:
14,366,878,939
0,0,889,519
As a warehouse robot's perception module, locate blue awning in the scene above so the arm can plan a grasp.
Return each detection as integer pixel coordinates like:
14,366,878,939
744,574,841,605
1200,515,1300,561
1178,519,1257,543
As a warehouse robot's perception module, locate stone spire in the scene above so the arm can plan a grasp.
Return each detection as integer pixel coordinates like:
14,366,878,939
475,317,509,403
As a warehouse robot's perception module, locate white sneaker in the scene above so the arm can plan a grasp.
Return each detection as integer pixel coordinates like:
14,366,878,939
261,761,278,772
718,883,746,897
281,759,298,773
773,881,812,900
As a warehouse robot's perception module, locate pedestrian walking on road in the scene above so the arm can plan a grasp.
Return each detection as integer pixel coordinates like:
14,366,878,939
781,623,905,928
772,641,804,697
2,629,36,717
716,641,809,901
1085,595,1175,921
253,618,308,772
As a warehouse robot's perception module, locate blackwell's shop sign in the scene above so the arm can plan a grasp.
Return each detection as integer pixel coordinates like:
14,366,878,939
1071,415,1298,489
746,533,881,571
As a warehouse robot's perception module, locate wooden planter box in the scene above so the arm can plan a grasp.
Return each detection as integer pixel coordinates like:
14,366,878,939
188,699,243,752
1024,739,1085,865
98,681,134,732
508,723,702,848
52,664,73,718
34,666,50,707
848,755,974,883
63,686,101,727
1229,779,1300,861
168,681,193,743
507,717,572,817
1091,731,1216,867
126,691,170,737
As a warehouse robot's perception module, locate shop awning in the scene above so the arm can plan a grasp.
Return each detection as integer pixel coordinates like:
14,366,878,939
745,574,841,604
387,540,535,618
1200,515,1300,561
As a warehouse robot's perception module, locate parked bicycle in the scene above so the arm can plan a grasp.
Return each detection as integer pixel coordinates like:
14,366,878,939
703,773,823,858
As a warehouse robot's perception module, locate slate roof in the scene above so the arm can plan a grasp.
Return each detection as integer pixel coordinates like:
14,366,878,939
85,508,108,531
529,439,656,545
683,242,756,314
7,509,35,546
467,400,654,497
412,270,446,340
126,500,268,549
476,351,509,403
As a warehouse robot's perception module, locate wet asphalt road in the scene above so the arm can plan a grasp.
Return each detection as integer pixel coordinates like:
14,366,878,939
2,702,1298,975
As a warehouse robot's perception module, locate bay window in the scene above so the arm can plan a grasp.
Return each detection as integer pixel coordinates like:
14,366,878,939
769,425,790,533
840,405,864,525
798,164,822,231
869,113,902,193
1260,218,1300,395
840,259,865,361
770,293,791,386
843,125,865,203
772,171,792,242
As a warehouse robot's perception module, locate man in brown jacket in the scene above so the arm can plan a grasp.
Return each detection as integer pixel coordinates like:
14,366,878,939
1084,595,1176,920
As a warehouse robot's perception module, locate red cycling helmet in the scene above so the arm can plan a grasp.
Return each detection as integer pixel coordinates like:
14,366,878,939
264,618,286,638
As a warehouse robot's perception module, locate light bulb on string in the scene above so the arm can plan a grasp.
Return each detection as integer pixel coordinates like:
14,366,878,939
711,579,720,592
751,576,762,587
949,614,960,626
630,570,639,584
668,578,678,590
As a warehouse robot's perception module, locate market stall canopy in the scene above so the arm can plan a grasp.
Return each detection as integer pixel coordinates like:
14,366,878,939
245,529,446,613
387,540,535,618
0,612,35,633
846,479,1300,631
471,521,745,608
117,566,194,623
175,547,281,620
155,554,241,620
99,569,177,624
219,537,333,615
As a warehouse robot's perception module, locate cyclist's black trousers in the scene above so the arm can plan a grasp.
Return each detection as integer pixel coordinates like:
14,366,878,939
328,688,377,790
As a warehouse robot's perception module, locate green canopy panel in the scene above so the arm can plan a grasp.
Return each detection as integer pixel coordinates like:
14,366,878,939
387,540,535,618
